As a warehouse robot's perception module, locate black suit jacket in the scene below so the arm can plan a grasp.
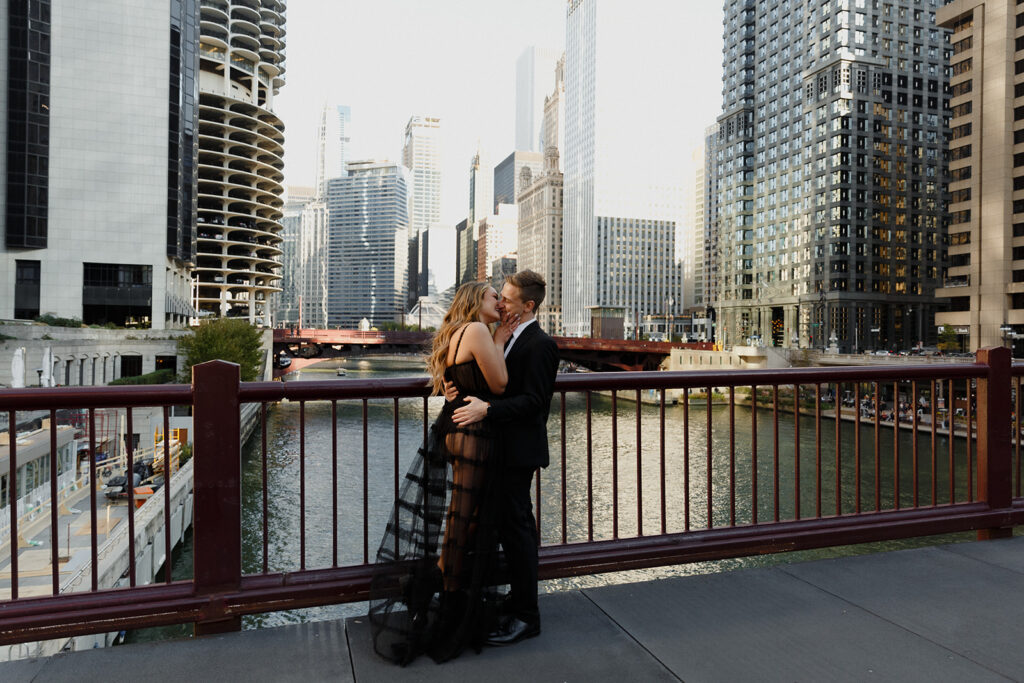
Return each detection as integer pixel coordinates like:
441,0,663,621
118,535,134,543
487,320,559,470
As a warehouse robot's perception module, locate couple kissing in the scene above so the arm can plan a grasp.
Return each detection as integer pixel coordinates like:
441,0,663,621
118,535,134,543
369,270,559,665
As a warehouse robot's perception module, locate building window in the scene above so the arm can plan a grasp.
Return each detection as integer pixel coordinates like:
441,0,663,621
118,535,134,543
5,0,51,249
82,263,153,327
14,260,41,319
120,356,143,378
167,0,198,265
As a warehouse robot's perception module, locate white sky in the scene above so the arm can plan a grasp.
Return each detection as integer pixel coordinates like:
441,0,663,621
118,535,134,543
275,1,725,225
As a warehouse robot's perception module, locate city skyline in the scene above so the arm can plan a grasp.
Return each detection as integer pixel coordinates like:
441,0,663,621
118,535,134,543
274,1,724,226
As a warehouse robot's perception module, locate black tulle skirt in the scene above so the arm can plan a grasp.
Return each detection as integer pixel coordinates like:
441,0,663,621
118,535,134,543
369,407,503,665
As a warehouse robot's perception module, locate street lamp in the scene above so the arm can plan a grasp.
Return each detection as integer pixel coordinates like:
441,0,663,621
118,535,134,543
1000,325,1013,349
667,298,674,342
906,305,913,351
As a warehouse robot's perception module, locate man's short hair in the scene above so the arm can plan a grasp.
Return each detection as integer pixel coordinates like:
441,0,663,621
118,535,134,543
507,269,547,312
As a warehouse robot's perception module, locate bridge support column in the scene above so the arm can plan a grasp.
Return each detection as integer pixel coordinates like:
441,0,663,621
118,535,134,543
976,347,1013,540
192,360,243,635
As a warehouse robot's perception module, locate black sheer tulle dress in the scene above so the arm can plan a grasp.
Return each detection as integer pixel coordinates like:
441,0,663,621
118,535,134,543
369,330,503,665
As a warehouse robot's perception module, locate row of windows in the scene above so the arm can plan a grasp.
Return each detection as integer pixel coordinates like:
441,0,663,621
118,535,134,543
5,0,51,250
82,263,153,287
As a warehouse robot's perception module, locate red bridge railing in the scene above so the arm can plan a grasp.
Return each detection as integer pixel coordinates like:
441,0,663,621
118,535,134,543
0,347,1020,645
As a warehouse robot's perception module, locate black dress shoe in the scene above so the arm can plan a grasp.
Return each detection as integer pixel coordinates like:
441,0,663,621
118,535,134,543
486,616,540,646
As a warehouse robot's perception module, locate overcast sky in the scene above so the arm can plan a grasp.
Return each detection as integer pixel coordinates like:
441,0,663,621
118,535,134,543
274,1,725,224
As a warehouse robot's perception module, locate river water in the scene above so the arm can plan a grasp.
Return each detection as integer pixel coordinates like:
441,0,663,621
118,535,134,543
129,357,977,641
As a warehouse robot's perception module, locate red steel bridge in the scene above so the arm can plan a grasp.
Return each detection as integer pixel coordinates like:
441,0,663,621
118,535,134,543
273,328,715,375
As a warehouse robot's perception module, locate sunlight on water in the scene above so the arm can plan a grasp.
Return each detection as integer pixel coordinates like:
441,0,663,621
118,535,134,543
139,357,978,636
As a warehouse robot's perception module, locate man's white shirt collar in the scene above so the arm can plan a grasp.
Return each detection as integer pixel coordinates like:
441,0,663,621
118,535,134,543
504,318,536,357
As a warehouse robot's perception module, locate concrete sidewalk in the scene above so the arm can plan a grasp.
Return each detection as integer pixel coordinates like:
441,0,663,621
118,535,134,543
5,536,1024,682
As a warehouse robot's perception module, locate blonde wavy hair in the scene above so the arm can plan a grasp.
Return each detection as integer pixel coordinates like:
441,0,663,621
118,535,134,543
426,281,492,395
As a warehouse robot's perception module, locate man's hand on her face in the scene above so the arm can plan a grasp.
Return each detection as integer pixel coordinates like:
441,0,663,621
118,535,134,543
442,379,458,402
452,395,488,425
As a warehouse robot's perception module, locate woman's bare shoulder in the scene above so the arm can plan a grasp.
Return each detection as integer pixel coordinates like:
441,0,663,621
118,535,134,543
461,321,488,335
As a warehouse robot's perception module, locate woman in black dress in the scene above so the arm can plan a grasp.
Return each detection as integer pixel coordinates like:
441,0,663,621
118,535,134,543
370,281,516,664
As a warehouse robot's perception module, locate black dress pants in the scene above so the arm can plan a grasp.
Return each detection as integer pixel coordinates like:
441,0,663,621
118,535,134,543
500,466,539,624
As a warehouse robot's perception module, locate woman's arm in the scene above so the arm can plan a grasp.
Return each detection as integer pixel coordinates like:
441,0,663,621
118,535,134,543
461,322,507,395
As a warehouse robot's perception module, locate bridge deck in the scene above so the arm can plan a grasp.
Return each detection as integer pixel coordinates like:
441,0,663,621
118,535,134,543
5,535,1024,681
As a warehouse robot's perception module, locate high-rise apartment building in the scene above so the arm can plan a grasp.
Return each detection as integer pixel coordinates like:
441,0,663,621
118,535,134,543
714,0,948,351
563,0,685,337
493,151,543,212
935,1,1022,354
195,0,286,325
2,0,198,329
403,116,441,303
517,149,564,334
515,46,562,153
325,161,410,328
276,185,314,326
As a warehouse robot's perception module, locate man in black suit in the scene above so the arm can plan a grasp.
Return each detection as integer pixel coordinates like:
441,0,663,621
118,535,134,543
452,269,559,645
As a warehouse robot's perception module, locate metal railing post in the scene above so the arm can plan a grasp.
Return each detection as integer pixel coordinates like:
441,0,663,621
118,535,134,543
976,347,1013,540
192,360,243,634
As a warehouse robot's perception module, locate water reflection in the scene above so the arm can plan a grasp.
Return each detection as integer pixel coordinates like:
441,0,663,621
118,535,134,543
237,358,975,630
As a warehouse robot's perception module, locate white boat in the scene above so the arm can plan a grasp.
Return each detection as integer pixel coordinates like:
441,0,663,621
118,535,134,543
336,368,346,376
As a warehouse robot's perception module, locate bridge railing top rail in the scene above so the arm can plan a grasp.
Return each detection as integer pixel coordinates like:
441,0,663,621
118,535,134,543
0,350,1017,648
0,384,192,412
0,363,989,412
243,363,989,402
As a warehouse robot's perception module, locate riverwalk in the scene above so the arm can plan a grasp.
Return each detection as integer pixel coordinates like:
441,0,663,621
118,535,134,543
4,534,1024,681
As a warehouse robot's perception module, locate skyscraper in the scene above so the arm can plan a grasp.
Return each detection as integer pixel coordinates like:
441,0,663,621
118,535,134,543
421,223,457,297
713,0,947,350
702,122,721,342
517,149,564,335
935,1,1020,354
2,0,199,329
475,205,518,281
194,0,287,325
563,0,685,337
276,186,315,327
403,116,441,303
682,140,706,313
469,146,492,227
493,151,543,212
299,197,329,328
315,104,351,193
455,218,476,288
515,46,562,153
326,161,410,328
541,54,566,171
